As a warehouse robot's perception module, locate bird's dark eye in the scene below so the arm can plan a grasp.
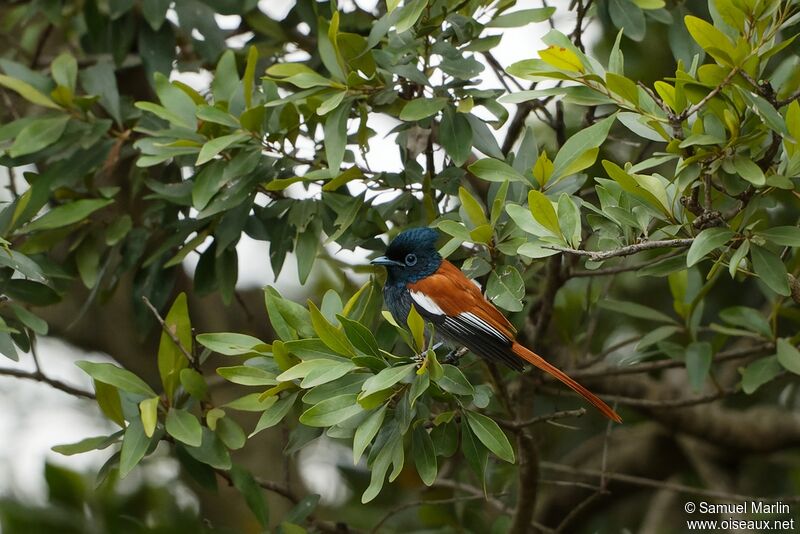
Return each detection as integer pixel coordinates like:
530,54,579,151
405,253,417,266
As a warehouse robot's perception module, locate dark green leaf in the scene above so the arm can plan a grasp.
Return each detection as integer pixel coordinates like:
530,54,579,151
412,425,437,485
230,464,269,527
76,361,156,397
750,245,790,296
166,408,203,447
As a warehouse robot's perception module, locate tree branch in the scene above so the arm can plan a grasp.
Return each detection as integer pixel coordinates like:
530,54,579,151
547,239,694,261
540,462,800,504
0,367,95,399
141,296,196,365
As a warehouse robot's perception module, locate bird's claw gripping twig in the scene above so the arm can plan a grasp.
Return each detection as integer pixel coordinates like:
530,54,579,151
442,346,468,366
413,342,443,365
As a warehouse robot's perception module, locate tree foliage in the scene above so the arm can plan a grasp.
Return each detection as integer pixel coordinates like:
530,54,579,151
1,0,800,532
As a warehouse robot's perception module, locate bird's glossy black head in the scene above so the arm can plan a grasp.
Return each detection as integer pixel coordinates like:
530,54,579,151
371,227,442,285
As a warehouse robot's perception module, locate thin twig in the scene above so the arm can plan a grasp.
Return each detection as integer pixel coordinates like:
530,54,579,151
594,386,739,409
678,67,740,121
498,408,586,430
570,342,772,379
547,239,694,261
0,367,95,399
141,296,196,365
370,494,502,533
540,462,800,504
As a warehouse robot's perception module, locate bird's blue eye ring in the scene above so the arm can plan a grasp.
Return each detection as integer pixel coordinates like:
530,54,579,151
405,253,417,266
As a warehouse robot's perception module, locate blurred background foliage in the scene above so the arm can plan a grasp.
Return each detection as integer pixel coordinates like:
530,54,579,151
1,0,800,532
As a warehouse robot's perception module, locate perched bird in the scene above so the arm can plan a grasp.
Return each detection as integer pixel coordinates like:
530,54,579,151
371,227,622,423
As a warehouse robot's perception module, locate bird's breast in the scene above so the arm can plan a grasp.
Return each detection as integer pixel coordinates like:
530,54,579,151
383,283,413,326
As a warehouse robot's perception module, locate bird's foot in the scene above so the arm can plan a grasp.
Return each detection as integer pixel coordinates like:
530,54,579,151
413,342,443,366
442,346,468,366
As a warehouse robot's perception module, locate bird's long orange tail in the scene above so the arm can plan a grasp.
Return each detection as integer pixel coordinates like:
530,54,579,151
512,342,622,423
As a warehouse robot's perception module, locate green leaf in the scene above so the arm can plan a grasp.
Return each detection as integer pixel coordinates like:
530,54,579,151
226,393,278,412
740,356,781,394
361,363,416,397
184,428,231,470
609,0,646,42
94,381,125,427
353,404,387,464
528,190,562,238
440,108,472,166
732,155,765,186
0,332,18,361
180,368,208,400
51,53,77,92
196,333,269,355
458,186,488,228
242,45,258,108
76,361,157,397
139,397,159,438
395,0,428,33
684,15,735,64
318,13,346,82
230,464,269,528
157,293,192,403
606,73,639,105
142,0,170,30
777,339,800,376
597,299,675,323
557,194,582,248
250,392,298,436
756,226,800,247
468,158,529,184
338,315,381,357
299,394,363,427
361,434,396,503
295,225,319,285
399,97,447,121
435,365,474,396
551,115,616,181
52,432,122,456
9,116,69,157
719,307,772,338
460,417,487,485
0,74,60,109
265,287,315,341
602,160,671,216
153,72,197,128
686,228,734,267
24,199,113,232
465,411,514,463
81,60,122,125
166,408,202,447
266,63,335,88
308,301,355,357
216,417,246,450
750,245,790,296
196,105,239,128
217,366,277,386
406,305,425,352
276,359,356,388
685,341,712,392
196,132,250,165
120,418,151,478
412,425,437,485
487,7,554,27
486,266,525,312
324,99,350,172
11,305,48,335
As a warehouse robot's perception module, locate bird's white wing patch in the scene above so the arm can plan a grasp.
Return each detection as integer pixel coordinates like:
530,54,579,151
458,312,509,341
409,290,445,316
